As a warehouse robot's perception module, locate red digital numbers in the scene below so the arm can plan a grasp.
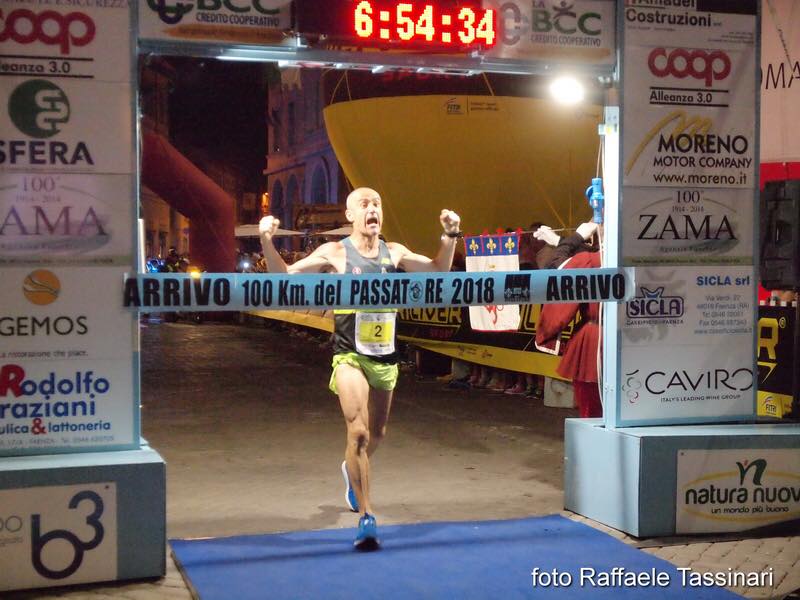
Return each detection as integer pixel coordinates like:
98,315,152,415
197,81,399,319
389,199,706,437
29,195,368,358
353,1,496,47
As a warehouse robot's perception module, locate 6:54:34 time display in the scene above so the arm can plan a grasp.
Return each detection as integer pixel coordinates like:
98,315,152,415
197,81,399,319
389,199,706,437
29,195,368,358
353,1,496,47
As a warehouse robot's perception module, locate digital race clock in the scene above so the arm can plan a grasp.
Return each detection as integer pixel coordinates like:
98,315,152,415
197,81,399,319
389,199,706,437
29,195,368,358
352,1,496,47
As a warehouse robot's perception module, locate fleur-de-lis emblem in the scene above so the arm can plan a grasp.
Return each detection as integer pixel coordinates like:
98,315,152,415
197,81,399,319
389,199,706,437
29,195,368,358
504,237,516,253
486,238,497,254
469,239,479,254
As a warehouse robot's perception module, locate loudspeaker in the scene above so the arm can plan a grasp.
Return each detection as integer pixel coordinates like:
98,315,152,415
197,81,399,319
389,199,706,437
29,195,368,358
760,180,800,290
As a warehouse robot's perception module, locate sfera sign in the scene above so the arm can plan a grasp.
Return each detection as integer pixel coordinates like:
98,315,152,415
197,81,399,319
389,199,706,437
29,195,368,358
122,269,635,311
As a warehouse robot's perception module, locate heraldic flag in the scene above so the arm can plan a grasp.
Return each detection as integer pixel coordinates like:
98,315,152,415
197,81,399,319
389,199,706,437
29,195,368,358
464,233,521,331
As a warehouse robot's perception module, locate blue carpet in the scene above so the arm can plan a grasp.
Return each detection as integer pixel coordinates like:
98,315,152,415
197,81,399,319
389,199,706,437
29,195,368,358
170,515,741,599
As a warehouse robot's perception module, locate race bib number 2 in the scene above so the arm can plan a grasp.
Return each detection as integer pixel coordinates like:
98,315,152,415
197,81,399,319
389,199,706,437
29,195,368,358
355,312,396,356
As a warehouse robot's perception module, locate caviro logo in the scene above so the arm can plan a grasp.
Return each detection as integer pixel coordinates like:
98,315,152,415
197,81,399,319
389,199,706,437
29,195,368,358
634,367,753,396
648,48,731,87
626,286,684,320
9,80,70,139
22,269,60,306
146,0,281,26
0,9,96,55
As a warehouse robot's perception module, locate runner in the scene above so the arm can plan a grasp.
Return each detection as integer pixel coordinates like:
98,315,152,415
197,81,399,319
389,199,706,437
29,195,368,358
260,187,461,549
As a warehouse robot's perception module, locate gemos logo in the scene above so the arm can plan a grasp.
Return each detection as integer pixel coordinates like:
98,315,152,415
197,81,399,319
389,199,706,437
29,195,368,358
648,48,731,87
626,286,684,319
8,79,70,139
22,269,60,305
146,0,282,26
0,270,89,337
0,9,95,55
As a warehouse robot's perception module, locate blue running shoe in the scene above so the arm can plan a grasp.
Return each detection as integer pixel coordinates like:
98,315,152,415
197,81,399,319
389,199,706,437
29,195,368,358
354,513,379,551
341,461,359,513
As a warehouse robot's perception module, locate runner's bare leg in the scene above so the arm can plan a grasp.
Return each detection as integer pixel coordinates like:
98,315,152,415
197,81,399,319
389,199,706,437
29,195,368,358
336,363,373,515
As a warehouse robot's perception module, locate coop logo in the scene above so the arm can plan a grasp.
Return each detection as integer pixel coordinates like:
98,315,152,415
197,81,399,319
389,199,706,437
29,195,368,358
9,80,70,139
0,9,96,55
626,286,684,319
648,48,731,87
22,269,60,306
642,367,753,395
146,0,281,25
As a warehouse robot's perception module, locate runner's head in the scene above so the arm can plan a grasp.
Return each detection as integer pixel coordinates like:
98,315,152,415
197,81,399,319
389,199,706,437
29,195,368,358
346,188,383,237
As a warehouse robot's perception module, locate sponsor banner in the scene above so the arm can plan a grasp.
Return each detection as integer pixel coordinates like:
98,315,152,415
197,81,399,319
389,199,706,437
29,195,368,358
0,172,134,265
122,268,635,311
0,77,133,174
761,0,800,163
621,187,754,265
676,449,800,534
465,233,520,331
621,265,753,345
0,0,132,83
622,4,756,188
0,357,135,453
757,302,795,419
619,266,755,423
0,267,134,361
138,0,291,46
0,482,117,591
484,0,615,65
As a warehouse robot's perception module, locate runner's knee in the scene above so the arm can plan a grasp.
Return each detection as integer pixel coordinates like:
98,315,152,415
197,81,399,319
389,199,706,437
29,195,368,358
347,424,370,453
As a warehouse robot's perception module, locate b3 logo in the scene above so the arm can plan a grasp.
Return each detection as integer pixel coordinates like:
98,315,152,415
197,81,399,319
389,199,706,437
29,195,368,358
648,48,731,87
8,79,70,139
31,490,105,580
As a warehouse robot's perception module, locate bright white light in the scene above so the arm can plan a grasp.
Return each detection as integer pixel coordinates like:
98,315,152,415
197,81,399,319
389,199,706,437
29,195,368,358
549,76,585,105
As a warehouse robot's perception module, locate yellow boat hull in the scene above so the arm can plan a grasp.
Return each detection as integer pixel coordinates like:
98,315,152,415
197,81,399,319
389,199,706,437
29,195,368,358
324,95,601,255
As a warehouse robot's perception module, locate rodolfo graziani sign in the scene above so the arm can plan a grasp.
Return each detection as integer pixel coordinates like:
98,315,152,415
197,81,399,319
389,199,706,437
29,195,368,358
122,269,635,311
676,449,800,534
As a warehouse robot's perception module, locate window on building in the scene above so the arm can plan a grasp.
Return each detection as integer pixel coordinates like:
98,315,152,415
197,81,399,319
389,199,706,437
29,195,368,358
310,163,329,205
288,102,295,147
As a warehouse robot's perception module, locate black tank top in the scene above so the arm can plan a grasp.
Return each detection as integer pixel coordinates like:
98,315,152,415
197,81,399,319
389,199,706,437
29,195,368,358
333,237,398,363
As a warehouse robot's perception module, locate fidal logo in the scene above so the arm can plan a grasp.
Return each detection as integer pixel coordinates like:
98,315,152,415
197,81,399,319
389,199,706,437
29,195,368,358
8,79,70,139
0,9,96,54
648,48,731,87
23,270,60,305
